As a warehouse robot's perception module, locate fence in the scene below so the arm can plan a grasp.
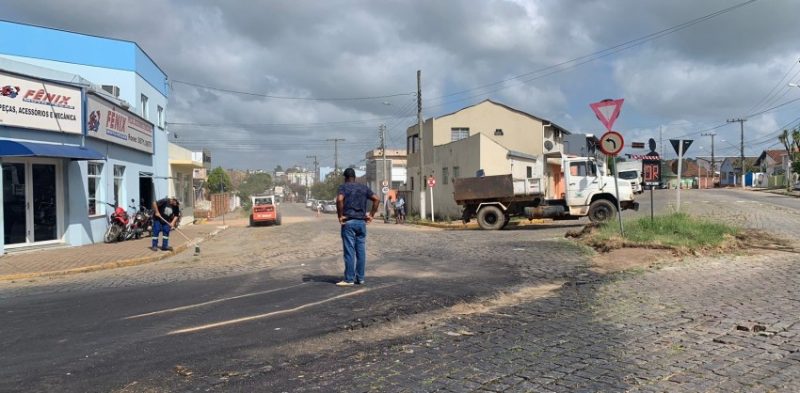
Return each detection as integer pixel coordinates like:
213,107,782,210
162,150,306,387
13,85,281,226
194,192,239,219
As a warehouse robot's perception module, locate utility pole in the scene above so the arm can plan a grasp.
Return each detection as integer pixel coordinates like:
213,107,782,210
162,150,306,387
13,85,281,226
305,155,319,183
379,124,389,223
326,138,345,175
727,118,746,188
701,132,716,188
417,70,426,219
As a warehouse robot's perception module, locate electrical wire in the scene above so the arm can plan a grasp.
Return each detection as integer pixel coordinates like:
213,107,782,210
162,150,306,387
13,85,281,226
424,0,759,109
171,79,415,102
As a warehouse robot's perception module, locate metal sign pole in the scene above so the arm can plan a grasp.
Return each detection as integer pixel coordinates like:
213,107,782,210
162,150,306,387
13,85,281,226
650,186,654,221
429,183,435,223
612,156,624,236
676,140,684,213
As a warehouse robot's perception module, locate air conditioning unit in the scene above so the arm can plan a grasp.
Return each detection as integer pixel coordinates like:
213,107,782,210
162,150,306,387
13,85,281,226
101,85,121,97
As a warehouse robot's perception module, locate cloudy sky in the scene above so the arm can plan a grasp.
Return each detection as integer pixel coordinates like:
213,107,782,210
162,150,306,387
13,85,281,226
6,0,800,169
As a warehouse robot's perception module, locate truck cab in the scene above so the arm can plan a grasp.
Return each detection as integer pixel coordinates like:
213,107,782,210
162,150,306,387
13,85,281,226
562,157,638,221
249,195,281,226
614,161,644,194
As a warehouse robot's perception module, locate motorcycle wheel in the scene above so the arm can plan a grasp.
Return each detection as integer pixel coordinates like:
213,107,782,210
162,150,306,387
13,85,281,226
104,224,122,243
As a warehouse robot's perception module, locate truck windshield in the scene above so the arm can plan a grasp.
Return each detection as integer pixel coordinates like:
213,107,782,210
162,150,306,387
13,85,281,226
618,170,639,180
253,198,273,205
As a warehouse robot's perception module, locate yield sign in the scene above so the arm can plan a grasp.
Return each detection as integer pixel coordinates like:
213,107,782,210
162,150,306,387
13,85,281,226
590,98,624,131
669,139,693,156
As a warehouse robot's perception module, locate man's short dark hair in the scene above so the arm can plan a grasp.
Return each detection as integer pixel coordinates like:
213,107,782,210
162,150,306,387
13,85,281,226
343,168,356,179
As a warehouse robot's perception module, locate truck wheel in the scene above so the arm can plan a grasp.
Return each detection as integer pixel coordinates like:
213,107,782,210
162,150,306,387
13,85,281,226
276,214,282,226
588,199,617,224
477,205,505,230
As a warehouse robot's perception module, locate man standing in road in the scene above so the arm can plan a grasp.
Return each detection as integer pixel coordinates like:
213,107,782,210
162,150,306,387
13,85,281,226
151,197,181,251
336,168,379,286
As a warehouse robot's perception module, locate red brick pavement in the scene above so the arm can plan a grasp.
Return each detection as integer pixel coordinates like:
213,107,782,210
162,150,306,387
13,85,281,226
0,222,228,280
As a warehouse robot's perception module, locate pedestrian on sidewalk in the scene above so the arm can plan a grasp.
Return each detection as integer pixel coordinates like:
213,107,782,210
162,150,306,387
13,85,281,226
336,168,379,287
151,197,181,251
394,196,405,224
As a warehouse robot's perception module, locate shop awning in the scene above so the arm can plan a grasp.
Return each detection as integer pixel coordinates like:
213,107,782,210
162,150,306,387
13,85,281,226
0,140,105,160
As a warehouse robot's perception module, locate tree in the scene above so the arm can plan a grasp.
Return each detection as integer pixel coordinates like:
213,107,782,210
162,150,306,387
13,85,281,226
206,166,233,193
238,172,273,209
309,172,341,200
778,128,800,189
275,165,283,173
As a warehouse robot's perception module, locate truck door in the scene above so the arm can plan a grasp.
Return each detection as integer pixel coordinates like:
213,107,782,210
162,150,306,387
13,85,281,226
565,160,597,207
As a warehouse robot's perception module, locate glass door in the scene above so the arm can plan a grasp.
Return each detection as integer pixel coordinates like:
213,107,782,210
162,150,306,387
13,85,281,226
2,160,62,246
32,164,58,242
2,163,27,245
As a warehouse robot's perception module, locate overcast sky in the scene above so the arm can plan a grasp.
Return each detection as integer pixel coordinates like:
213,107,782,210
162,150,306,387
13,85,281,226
6,0,800,169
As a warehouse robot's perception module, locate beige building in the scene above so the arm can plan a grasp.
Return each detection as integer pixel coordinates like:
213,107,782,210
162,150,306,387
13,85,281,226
365,148,407,192
168,142,204,224
405,99,569,218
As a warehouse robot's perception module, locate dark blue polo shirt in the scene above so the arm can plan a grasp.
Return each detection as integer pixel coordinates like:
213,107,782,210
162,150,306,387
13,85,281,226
337,183,375,220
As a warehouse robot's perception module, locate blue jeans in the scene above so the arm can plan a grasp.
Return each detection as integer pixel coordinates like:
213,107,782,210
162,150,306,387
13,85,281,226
341,219,367,283
152,219,171,249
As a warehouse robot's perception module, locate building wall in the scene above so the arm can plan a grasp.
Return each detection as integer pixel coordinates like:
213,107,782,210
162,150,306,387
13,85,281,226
2,126,154,248
430,101,546,158
406,100,563,217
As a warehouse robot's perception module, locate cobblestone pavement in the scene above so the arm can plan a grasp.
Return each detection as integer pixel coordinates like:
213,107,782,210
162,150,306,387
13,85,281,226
241,251,799,392
3,191,800,392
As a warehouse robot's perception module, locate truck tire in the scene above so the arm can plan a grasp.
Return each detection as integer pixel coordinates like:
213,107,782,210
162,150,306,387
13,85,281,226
588,199,617,224
276,214,282,226
477,205,505,230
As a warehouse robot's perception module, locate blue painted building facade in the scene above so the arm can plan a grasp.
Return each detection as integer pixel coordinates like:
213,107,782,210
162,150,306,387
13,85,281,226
0,21,169,255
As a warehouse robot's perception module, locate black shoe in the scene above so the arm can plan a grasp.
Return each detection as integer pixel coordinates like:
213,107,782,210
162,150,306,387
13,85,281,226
161,246,174,251
150,246,158,251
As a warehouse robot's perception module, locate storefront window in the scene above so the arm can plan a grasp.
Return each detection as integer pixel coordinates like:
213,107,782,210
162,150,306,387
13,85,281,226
88,162,104,215
113,165,125,206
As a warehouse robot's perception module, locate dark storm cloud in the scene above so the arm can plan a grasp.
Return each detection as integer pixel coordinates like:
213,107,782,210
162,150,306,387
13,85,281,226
5,0,799,168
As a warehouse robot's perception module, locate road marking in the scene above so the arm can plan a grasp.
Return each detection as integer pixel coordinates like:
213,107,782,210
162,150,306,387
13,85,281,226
167,285,393,335
123,282,308,320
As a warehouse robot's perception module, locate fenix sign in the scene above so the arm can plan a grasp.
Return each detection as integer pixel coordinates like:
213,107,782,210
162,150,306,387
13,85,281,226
0,70,83,134
87,93,154,154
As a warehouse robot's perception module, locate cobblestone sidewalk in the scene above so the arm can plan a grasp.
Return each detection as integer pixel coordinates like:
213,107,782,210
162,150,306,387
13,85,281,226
0,222,227,280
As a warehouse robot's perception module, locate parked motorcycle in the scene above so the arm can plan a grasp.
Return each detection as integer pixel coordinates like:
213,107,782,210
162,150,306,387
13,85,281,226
103,199,152,243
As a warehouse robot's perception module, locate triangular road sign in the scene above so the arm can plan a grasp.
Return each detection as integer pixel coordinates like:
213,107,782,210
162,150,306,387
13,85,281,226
590,98,624,131
669,139,693,156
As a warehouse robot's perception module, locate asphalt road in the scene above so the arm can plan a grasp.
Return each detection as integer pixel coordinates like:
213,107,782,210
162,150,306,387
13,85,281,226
0,204,583,392
2,189,798,392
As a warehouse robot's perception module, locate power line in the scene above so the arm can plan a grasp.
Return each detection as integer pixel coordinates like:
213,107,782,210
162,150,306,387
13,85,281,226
745,58,800,114
424,0,758,108
171,79,415,102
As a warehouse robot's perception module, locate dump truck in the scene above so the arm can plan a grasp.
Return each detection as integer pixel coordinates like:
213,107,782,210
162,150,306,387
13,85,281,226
454,156,639,230
249,194,282,226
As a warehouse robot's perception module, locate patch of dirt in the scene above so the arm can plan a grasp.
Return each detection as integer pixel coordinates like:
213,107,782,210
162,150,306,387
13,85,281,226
569,223,799,274
590,247,674,274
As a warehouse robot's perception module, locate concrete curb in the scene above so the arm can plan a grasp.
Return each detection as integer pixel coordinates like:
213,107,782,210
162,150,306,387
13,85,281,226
0,225,229,282
411,219,548,230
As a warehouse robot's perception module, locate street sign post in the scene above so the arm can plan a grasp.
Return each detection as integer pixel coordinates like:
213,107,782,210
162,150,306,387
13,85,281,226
591,98,626,235
427,177,436,222
669,139,693,212
641,138,661,221
381,186,389,194
590,98,624,131
599,131,624,156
